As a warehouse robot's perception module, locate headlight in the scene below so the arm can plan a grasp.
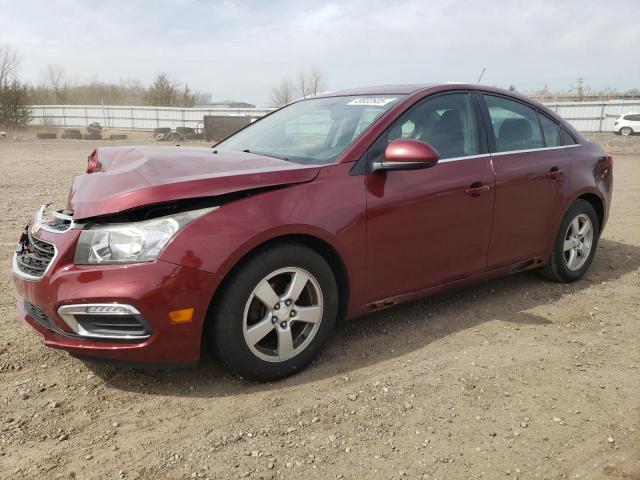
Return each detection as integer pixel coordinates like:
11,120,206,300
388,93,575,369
74,207,216,265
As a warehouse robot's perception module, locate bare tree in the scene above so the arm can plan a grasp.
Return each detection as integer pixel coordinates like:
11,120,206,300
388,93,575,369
193,91,212,105
45,64,68,103
271,68,327,107
296,71,307,99
306,67,326,97
270,77,295,107
0,44,19,87
295,67,327,98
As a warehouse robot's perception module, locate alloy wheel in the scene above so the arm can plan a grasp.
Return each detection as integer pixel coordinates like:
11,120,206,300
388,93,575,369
620,127,632,136
563,213,593,271
242,267,323,362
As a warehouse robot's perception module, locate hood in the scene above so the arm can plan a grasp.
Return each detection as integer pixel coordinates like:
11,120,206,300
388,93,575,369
68,146,320,219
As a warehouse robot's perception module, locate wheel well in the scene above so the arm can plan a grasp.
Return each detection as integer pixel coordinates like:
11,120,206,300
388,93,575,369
207,234,350,328
578,193,604,231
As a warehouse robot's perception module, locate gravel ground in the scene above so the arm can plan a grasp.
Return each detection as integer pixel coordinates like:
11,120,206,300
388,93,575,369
0,135,638,480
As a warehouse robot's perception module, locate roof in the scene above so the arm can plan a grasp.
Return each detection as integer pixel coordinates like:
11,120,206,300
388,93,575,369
315,84,437,97
315,83,530,98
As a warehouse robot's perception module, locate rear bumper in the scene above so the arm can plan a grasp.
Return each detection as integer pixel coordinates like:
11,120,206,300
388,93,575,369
13,259,221,364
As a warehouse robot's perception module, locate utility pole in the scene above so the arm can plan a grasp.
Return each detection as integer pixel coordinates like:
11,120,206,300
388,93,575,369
576,77,584,101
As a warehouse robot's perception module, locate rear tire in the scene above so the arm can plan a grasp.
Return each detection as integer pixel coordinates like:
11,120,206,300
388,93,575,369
207,243,338,381
539,199,599,282
620,126,633,136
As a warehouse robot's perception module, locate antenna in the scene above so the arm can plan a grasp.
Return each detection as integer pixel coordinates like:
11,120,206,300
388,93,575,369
476,67,486,85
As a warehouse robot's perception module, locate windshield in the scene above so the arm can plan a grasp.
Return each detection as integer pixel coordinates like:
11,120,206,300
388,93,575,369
214,95,405,165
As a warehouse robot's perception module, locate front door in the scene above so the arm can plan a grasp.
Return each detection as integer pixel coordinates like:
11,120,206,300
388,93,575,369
365,92,495,303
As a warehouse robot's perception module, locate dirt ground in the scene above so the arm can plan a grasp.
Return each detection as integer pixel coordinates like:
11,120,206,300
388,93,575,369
0,133,638,480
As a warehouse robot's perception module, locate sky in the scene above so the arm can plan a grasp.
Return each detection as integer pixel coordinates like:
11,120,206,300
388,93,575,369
1,0,638,106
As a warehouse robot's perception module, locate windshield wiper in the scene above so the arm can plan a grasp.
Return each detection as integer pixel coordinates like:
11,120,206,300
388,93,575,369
242,149,290,162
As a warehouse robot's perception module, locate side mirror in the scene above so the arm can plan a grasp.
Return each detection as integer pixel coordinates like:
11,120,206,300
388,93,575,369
372,139,440,172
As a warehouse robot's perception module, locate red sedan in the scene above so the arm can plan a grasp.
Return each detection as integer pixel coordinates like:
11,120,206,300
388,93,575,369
12,84,613,380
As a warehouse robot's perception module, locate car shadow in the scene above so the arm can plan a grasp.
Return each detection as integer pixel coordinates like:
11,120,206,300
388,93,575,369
85,238,640,397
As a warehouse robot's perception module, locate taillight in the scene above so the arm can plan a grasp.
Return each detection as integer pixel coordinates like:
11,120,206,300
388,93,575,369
606,154,613,169
86,149,102,173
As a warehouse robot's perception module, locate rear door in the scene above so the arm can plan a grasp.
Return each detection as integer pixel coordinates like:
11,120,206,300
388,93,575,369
364,92,495,302
480,94,573,267
626,113,640,130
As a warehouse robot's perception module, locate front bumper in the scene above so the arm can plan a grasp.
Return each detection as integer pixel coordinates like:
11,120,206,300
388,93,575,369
12,223,221,364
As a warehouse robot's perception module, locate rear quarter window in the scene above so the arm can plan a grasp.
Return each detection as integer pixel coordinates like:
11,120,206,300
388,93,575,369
560,128,577,145
538,113,562,147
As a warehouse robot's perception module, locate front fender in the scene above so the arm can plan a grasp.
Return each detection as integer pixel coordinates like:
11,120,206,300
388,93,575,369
158,163,367,308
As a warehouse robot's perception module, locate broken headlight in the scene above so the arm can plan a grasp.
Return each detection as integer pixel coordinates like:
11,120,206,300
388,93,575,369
74,207,215,265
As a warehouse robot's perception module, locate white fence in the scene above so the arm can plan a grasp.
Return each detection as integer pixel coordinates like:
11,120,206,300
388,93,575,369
544,100,640,132
27,105,273,131
26,100,640,133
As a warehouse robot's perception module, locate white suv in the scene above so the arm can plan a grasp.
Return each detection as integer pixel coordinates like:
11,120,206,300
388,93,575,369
613,113,640,136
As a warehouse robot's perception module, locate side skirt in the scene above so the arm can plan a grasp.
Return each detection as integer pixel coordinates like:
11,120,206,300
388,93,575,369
351,257,543,319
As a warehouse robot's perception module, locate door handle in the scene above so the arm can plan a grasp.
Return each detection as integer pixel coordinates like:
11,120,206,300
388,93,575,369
465,183,491,196
546,167,564,180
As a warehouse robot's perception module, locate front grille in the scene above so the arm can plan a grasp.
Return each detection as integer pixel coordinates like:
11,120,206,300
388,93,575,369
14,228,56,278
75,315,149,338
24,301,57,332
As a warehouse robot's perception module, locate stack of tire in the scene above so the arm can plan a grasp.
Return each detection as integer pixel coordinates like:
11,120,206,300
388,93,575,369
177,127,202,140
61,128,83,140
84,122,103,140
36,132,57,139
154,127,202,141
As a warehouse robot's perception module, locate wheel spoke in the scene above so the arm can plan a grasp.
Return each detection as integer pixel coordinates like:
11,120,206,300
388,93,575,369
563,239,574,252
254,280,280,309
577,243,590,256
578,221,591,238
245,315,275,346
285,271,310,303
571,217,580,236
567,248,577,269
293,305,322,324
277,328,294,359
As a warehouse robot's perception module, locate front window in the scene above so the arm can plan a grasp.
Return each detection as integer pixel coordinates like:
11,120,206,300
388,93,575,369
215,95,405,165
367,92,480,163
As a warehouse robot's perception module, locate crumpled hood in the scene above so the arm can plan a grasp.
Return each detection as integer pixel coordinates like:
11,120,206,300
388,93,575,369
68,146,320,219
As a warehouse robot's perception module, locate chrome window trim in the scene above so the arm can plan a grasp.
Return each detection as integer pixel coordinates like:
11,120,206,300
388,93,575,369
490,143,581,157
435,144,581,164
12,242,58,282
57,303,151,341
438,153,490,163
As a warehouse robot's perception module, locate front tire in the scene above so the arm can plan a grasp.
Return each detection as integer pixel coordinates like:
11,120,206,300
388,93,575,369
539,199,600,283
620,126,633,136
207,243,338,381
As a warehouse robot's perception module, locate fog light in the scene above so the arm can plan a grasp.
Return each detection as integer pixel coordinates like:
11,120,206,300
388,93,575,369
169,308,194,324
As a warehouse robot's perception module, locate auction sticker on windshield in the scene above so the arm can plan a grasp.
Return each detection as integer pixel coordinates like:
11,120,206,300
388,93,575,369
347,97,397,106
